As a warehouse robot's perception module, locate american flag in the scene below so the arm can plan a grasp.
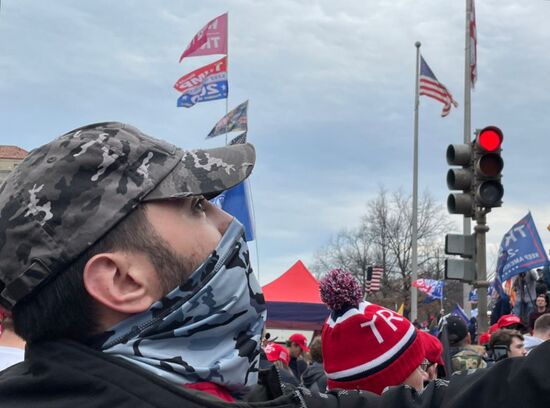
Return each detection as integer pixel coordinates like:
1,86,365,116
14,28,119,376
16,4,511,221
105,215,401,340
366,266,384,292
419,56,458,117
469,0,477,88
229,132,247,145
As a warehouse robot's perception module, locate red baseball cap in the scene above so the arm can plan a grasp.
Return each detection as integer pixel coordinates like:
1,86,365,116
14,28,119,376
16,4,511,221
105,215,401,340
289,333,310,352
478,332,491,346
264,343,290,365
418,330,444,366
497,314,522,329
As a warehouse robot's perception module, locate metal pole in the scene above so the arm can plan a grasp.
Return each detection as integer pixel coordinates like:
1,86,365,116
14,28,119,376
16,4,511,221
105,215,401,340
224,14,230,145
411,41,421,322
475,212,489,333
462,0,473,318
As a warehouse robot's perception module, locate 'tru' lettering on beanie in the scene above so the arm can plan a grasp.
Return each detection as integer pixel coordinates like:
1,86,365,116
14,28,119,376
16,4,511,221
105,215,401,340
320,269,425,395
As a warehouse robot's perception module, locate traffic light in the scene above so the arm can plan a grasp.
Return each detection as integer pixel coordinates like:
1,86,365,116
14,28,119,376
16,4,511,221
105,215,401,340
446,142,474,216
444,233,475,282
473,126,504,208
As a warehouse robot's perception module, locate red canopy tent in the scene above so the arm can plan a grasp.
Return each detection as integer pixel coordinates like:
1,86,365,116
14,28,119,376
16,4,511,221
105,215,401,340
262,260,329,330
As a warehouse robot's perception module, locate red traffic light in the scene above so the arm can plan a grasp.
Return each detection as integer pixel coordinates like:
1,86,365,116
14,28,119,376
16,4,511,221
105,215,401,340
478,126,503,152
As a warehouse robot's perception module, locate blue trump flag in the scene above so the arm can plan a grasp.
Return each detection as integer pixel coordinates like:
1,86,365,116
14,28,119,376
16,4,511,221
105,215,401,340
497,212,548,282
177,80,228,108
211,180,255,241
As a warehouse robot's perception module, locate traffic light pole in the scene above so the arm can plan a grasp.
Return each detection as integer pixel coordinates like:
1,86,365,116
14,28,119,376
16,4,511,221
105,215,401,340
462,0,473,320
474,210,490,333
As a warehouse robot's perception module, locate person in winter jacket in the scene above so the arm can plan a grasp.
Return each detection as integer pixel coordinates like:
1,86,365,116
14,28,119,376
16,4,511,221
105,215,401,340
1,122,550,408
301,337,327,392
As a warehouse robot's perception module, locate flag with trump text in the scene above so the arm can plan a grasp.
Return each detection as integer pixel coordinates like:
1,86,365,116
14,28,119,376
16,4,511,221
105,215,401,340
179,13,228,62
412,278,444,300
496,212,549,282
175,57,228,108
419,56,458,117
207,100,248,139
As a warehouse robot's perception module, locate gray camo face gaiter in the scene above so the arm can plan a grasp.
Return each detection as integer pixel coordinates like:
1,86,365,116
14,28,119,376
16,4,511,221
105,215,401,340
97,219,267,397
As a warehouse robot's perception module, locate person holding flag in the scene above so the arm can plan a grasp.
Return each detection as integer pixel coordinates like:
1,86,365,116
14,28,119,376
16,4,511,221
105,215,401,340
496,212,549,324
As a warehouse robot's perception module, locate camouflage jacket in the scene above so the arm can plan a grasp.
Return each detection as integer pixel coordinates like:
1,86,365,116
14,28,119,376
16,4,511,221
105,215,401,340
450,347,487,373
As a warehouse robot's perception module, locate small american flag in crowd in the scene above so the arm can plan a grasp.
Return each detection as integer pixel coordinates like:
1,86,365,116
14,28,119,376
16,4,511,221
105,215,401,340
419,56,458,117
366,266,384,292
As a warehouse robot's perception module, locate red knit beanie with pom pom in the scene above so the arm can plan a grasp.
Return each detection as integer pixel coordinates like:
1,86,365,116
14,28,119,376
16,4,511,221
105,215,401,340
320,269,424,395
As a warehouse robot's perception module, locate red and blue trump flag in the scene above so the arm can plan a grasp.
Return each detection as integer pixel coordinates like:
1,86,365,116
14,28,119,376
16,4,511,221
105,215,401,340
419,56,458,117
175,57,228,108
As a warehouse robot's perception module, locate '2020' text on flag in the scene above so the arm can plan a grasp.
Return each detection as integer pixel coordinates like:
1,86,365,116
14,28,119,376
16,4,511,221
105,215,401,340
179,13,228,62
175,57,228,108
419,56,458,117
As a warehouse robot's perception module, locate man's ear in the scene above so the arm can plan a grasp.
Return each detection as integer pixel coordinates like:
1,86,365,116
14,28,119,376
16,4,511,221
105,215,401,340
83,252,161,315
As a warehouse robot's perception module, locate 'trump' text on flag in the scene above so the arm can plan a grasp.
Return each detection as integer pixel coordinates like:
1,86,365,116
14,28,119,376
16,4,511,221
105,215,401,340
179,13,228,62
496,212,549,282
175,57,228,108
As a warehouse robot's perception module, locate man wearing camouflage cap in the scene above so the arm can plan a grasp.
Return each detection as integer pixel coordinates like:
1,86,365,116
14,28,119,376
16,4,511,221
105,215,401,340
2,122,550,408
0,122,417,407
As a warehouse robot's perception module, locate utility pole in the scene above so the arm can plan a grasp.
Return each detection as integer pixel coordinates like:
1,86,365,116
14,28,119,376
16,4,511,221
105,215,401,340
474,211,489,333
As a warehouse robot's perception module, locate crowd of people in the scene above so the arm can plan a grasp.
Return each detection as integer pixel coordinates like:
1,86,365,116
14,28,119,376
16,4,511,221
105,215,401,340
0,122,549,407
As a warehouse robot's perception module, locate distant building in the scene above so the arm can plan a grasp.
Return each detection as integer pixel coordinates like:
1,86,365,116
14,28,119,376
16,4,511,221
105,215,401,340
0,146,28,184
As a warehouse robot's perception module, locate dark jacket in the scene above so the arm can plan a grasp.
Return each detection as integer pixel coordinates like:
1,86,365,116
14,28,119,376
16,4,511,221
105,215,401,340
302,362,327,393
288,356,308,384
0,339,422,407
527,308,550,332
2,338,550,407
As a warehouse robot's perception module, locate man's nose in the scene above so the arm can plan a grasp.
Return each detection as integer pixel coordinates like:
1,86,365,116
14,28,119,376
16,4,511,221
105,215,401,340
211,204,233,235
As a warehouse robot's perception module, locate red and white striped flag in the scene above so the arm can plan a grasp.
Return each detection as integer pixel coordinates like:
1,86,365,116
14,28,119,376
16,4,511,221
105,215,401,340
469,0,477,88
366,266,384,292
419,56,458,117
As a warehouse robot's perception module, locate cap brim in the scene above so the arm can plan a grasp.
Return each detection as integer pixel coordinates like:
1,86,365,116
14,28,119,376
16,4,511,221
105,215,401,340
144,143,255,201
300,344,310,352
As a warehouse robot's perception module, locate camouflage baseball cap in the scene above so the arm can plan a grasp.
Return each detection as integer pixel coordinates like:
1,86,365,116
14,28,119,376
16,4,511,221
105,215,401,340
0,122,255,310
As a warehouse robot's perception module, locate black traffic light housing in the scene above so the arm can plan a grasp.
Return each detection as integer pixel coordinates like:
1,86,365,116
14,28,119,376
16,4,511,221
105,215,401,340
473,126,504,208
446,126,504,217
446,142,474,216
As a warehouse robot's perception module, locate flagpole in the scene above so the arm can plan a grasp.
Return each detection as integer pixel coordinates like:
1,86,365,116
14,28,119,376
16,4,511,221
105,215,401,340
411,41,421,322
248,178,261,282
462,0,473,320
225,13,230,145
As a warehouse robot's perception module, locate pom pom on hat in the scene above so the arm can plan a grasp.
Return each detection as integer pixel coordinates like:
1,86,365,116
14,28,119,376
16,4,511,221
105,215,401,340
320,269,363,312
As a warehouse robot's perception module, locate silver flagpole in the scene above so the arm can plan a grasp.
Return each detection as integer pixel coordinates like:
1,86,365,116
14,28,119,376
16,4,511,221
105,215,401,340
225,13,230,146
411,41,421,322
462,0,473,320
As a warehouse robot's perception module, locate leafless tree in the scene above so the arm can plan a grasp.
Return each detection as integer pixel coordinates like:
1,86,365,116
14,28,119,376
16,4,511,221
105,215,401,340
313,186,457,311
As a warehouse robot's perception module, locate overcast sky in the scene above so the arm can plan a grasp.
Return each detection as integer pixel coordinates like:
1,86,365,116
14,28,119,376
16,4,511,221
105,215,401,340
1,0,549,285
